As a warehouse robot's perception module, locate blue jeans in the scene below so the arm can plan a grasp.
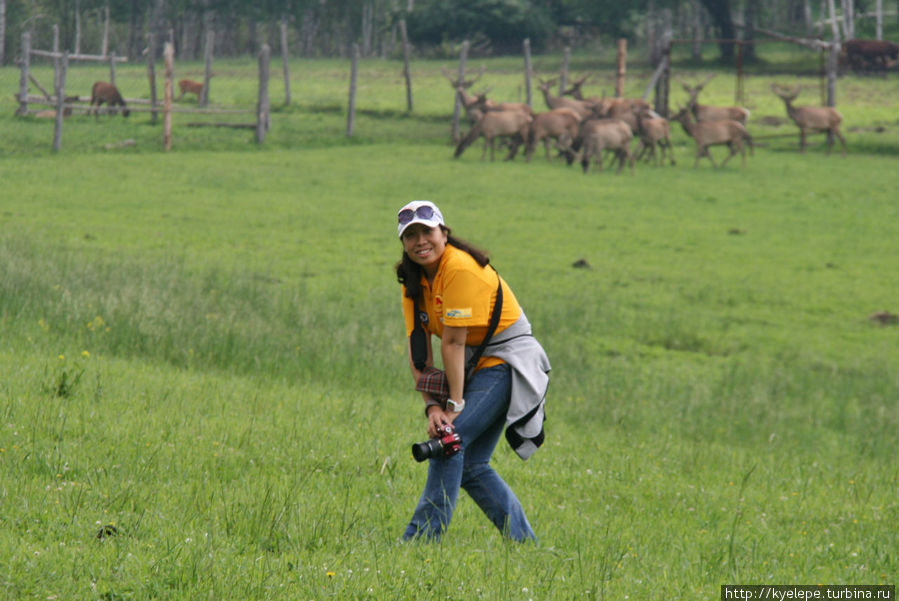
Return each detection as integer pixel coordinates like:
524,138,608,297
403,364,536,542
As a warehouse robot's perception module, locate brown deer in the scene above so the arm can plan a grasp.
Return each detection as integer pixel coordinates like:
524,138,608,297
669,106,753,168
89,82,130,117
771,84,847,156
566,118,635,174
536,78,594,119
34,96,80,118
177,78,205,101
453,110,533,161
634,107,675,166
679,74,750,125
563,74,650,118
473,89,533,116
525,108,582,162
443,66,492,123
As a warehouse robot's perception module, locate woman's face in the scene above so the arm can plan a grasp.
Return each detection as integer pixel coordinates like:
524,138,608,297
402,224,447,275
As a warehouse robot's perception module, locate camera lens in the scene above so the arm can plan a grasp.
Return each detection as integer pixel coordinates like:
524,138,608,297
411,438,442,462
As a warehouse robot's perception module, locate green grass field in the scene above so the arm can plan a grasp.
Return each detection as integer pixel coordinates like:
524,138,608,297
1,48,897,600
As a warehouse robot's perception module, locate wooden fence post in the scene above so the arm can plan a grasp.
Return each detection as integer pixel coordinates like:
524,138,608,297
653,42,671,117
399,18,413,112
147,32,158,123
523,38,533,108
109,51,117,86
164,42,173,151
257,43,271,144
559,46,570,96
346,43,359,138
280,17,291,106
451,40,469,143
616,38,627,97
17,31,30,115
53,52,68,152
52,25,60,90
201,30,214,107
102,3,110,57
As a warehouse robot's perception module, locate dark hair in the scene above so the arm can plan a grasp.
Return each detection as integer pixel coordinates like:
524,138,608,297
395,225,490,300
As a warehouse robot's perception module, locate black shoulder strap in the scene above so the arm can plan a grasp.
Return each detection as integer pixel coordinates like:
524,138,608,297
410,295,428,370
464,268,503,382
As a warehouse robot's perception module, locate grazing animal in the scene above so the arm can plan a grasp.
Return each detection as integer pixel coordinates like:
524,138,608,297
177,78,205,101
669,106,753,168
525,108,582,161
474,90,533,117
34,95,79,118
679,74,750,125
453,110,533,161
90,81,129,117
454,86,490,123
842,39,899,73
563,75,650,119
536,78,594,119
567,118,635,174
634,107,675,166
771,84,847,156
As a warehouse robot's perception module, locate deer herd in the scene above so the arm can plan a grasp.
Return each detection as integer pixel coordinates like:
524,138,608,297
449,70,848,173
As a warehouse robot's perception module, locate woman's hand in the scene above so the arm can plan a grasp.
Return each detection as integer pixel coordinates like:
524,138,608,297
426,405,457,438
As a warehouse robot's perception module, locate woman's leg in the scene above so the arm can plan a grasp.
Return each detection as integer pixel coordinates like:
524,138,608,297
459,367,536,541
403,365,534,541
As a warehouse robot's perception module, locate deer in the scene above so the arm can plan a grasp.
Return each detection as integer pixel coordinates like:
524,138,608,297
564,118,635,175
563,74,651,117
34,96,80,119
89,82,130,117
524,108,582,162
771,84,847,156
669,106,753,168
634,106,675,166
536,78,594,119
442,66,494,123
453,110,533,161
473,89,533,116
177,78,205,101
679,74,750,125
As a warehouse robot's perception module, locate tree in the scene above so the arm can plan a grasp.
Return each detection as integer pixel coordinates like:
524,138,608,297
697,0,735,62
0,0,6,65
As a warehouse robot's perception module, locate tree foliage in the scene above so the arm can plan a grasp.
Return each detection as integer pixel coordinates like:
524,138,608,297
2,0,844,65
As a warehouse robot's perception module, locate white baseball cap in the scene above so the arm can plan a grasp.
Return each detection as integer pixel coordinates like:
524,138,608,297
396,200,445,238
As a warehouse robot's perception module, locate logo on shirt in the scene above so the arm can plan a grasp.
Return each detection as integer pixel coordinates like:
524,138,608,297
445,308,472,319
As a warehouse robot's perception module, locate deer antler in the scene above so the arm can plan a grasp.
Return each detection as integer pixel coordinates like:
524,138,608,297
697,73,716,89
770,83,800,100
442,64,487,89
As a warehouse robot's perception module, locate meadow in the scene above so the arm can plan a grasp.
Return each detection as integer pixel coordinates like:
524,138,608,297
0,45,898,600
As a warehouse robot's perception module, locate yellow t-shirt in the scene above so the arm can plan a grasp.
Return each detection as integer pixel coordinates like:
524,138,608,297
402,244,522,369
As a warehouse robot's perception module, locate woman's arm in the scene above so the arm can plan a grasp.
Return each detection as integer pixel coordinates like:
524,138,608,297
429,324,467,434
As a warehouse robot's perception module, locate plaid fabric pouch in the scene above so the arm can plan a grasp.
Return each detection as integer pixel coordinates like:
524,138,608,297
415,366,449,404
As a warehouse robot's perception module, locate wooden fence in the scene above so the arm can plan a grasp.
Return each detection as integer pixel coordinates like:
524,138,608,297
15,28,272,151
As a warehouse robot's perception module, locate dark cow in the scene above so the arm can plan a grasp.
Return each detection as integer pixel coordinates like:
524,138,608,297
842,39,899,73
89,81,130,117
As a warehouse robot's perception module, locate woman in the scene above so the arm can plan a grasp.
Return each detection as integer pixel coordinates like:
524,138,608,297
395,200,550,541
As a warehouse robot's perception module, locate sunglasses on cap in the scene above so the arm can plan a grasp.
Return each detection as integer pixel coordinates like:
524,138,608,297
397,205,436,226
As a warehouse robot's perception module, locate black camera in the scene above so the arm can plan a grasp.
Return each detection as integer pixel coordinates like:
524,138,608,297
411,425,462,462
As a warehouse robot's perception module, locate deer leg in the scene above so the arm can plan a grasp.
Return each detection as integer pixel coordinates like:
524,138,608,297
834,129,848,156
720,143,735,168
506,134,522,161
799,129,807,153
